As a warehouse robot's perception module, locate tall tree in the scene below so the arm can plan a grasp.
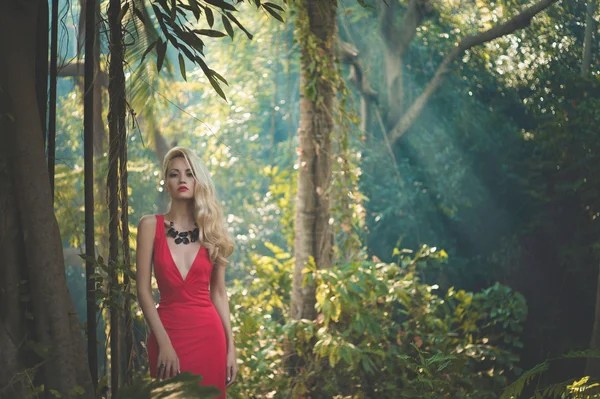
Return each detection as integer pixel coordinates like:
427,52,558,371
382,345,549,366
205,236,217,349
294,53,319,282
341,0,561,145
107,0,127,394
48,0,59,196
581,0,599,377
0,1,94,397
290,0,338,349
581,0,596,76
83,0,99,390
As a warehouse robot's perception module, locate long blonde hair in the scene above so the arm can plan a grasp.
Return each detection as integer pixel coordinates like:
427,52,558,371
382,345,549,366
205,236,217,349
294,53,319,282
162,146,234,267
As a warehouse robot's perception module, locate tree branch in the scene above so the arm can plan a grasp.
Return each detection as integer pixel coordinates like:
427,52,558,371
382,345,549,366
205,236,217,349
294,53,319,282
379,0,431,57
337,39,378,102
388,0,560,144
396,0,426,57
54,62,108,87
377,0,398,45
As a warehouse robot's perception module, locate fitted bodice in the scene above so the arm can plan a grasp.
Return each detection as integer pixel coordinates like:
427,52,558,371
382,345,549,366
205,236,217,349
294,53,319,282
153,214,215,328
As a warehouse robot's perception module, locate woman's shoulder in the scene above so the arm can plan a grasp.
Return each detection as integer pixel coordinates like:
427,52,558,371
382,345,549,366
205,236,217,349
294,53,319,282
138,214,159,230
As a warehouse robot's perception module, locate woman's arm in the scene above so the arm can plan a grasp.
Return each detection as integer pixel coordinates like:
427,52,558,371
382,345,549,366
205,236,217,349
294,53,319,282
210,264,236,386
136,215,179,379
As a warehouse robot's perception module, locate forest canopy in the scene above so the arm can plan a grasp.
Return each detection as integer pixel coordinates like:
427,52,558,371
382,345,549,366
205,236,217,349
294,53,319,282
1,0,600,398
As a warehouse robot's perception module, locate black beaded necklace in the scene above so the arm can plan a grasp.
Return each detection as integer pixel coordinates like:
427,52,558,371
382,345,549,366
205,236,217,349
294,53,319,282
167,221,200,245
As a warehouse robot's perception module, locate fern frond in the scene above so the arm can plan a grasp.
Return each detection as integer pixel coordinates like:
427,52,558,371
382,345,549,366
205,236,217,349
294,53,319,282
562,349,600,359
500,361,549,399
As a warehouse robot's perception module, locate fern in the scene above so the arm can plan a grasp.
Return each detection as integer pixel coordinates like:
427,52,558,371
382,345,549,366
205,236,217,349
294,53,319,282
541,380,573,399
562,349,600,359
500,361,548,399
501,350,600,399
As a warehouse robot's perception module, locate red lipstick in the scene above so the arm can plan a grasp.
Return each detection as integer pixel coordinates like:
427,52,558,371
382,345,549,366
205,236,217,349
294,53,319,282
177,186,188,192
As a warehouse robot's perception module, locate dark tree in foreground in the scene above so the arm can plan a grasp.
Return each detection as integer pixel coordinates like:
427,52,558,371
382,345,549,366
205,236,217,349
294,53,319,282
0,1,94,397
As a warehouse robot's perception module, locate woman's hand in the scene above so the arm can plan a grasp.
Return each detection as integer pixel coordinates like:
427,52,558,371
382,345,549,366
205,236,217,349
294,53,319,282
157,343,180,380
226,348,237,387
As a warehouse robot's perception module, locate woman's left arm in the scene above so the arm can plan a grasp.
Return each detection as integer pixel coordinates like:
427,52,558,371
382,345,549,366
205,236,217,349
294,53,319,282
210,264,237,387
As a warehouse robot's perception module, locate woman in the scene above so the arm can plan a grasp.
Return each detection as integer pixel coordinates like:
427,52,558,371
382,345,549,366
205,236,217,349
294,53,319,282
136,146,236,397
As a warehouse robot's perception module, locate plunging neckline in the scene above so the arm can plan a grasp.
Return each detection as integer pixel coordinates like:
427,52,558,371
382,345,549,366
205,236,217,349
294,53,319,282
162,217,203,283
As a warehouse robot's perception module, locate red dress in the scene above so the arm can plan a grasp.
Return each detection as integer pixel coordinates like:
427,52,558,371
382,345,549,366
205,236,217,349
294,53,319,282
148,214,227,398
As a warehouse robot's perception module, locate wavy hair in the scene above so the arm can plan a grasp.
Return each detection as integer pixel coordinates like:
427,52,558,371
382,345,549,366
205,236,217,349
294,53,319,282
162,146,234,267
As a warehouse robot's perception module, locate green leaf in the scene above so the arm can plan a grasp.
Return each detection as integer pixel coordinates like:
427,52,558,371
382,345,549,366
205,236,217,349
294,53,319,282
204,0,237,11
170,0,177,20
263,2,284,12
263,3,284,22
132,5,146,25
210,69,228,85
197,57,227,101
357,0,375,9
222,14,234,38
69,385,85,396
189,1,201,20
178,53,187,81
193,29,227,37
204,6,214,27
225,12,253,40
118,2,130,21
208,75,227,101
500,362,549,399
140,40,157,64
78,254,96,264
156,40,167,73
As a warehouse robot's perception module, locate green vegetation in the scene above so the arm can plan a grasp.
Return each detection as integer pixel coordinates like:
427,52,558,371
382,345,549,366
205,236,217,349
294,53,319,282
3,0,600,397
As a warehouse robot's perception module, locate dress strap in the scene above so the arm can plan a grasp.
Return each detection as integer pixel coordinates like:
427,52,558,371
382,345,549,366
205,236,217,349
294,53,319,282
154,214,164,242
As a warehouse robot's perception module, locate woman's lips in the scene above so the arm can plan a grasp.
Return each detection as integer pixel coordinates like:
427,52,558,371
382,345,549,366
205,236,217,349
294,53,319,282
177,187,188,192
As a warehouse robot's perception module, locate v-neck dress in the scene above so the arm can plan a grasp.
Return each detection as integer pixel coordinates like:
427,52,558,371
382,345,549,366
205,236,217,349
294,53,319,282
148,214,226,398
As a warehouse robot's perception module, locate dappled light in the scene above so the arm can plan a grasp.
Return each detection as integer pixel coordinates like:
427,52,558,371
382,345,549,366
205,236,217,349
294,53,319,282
2,0,600,398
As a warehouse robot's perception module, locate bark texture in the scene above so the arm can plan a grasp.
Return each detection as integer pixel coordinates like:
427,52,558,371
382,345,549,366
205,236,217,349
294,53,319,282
0,124,29,399
83,0,99,388
107,0,126,394
387,0,559,143
583,0,600,377
351,0,560,145
0,1,94,397
291,0,337,323
587,263,600,377
581,0,596,76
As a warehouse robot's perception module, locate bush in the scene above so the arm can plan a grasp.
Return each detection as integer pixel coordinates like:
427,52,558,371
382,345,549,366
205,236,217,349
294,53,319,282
228,244,527,398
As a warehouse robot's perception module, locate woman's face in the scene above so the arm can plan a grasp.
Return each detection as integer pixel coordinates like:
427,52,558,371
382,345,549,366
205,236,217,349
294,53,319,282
165,156,196,201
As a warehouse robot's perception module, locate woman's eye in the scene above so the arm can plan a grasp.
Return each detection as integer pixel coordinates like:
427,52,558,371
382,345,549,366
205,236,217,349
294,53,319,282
187,173,193,177
169,173,177,178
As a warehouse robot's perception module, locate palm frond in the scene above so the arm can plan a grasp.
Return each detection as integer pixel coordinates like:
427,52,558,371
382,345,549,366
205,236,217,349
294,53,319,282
124,0,173,151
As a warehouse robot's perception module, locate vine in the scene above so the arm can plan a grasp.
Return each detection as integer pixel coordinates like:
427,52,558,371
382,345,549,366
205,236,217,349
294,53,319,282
295,0,365,262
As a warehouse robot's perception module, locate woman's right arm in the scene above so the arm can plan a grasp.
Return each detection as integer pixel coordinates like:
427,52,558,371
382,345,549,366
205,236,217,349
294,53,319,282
136,215,179,379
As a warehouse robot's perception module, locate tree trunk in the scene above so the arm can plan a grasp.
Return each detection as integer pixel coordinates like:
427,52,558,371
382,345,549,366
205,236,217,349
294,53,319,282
586,263,600,377
107,0,126,394
0,1,94,397
377,0,425,130
583,0,600,376
77,0,109,260
36,0,49,144
0,124,29,399
291,0,337,323
84,0,99,389
372,0,559,144
581,0,596,76
120,91,133,386
48,0,59,197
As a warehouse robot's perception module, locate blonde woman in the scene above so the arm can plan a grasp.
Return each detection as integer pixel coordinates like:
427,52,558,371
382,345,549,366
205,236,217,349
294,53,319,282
136,147,236,397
